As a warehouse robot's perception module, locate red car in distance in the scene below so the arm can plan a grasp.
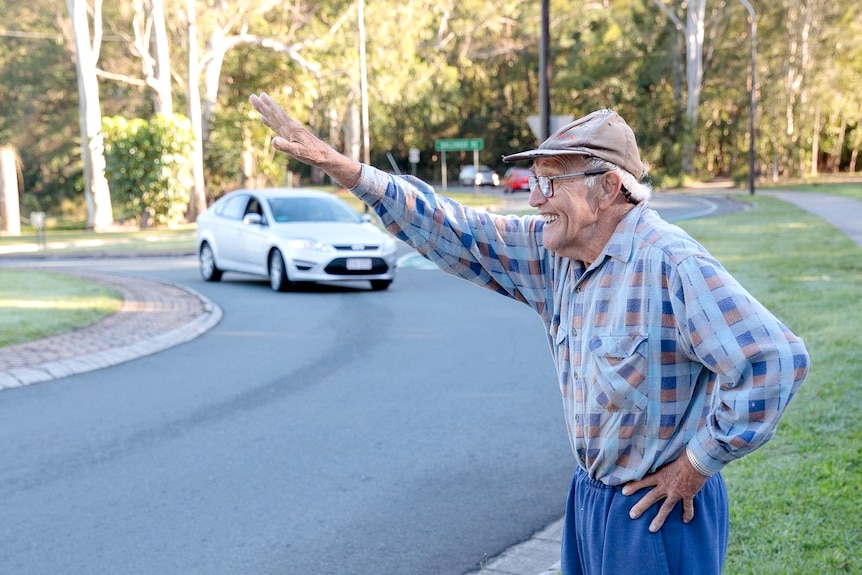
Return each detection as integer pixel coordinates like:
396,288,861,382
502,167,533,194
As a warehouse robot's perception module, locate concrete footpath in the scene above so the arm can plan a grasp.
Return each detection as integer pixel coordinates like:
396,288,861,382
0,190,859,575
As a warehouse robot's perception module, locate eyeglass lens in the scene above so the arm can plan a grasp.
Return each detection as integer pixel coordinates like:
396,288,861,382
527,175,551,197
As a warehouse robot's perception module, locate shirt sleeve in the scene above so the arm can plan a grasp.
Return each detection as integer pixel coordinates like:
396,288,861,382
351,164,551,315
671,254,810,474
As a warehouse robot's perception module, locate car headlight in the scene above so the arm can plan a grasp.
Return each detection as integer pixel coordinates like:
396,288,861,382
382,235,397,253
285,238,332,252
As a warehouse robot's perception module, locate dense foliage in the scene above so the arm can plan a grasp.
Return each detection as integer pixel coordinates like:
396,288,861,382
103,114,194,226
0,0,860,223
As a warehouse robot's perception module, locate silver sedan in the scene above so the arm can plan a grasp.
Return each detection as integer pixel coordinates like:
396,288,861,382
196,188,398,291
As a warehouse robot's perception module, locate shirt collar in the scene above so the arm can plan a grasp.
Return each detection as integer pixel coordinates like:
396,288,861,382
595,201,650,265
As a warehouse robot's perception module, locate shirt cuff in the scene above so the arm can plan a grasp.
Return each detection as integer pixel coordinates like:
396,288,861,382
687,428,729,476
350,164,390,208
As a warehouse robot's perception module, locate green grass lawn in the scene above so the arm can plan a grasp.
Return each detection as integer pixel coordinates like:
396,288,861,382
0,270,122,347
761,179,862,199
677,195,861,574
0,226,197,255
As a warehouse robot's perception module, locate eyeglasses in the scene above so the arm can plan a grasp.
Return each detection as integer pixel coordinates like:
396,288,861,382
528,170,610,198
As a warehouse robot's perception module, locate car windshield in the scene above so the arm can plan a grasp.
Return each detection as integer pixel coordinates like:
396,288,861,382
268,197,363,224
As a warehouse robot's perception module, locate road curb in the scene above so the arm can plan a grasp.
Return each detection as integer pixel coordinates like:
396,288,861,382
0,272,222,391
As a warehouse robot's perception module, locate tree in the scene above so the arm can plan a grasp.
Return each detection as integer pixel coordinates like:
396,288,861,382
130,0,174,116
175,0,332,210
185,0,206,219
66,0,114,230
3,0,860,218
646,0,708,176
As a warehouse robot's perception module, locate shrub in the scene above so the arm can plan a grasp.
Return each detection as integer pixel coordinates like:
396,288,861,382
103,114,193,226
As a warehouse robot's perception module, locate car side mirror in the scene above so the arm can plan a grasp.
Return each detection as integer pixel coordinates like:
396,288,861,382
360,213,373,223
243,213,263,225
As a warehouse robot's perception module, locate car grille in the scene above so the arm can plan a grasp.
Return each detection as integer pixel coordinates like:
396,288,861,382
333,244,378,251
325,258,389,275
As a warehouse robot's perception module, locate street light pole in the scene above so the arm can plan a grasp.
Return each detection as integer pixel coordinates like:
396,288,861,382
358,0,370,212
358,0,370,167
538,0,550,141
738,0,757,195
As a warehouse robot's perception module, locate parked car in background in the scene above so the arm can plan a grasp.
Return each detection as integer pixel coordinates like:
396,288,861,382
458,165,500,187
196,188,398,292
502,167,533,194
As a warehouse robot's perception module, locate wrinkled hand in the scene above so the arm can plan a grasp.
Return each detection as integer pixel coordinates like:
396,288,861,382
249,92,361,187
622,454,709,533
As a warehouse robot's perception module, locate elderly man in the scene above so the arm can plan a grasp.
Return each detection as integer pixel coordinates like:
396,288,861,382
250,93,809,575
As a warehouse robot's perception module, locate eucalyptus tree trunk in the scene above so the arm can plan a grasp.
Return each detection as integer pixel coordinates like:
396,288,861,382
0,146,21,235
784,0,816,176
185,0,207,221
648,0,702,177
148,0,173,117
681,0,707,175
66,0,113,231
810,108,820,176
850,106,862,173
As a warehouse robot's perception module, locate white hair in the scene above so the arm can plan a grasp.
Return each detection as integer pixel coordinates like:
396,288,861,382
583,156,652,204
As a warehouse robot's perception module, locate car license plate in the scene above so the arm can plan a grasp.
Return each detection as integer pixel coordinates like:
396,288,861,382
347,258,373,271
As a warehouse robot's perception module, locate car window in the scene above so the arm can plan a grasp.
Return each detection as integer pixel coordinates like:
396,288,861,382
268,197,362,224
215,194,250,220
245,197,263,216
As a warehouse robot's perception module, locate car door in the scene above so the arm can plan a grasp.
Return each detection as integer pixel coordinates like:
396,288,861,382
212,193,250,268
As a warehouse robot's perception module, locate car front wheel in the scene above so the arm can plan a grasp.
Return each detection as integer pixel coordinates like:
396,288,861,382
199,242,223,282
268,249,293,292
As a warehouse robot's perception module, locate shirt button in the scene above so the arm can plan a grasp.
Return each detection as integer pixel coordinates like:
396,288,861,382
571,327,578,337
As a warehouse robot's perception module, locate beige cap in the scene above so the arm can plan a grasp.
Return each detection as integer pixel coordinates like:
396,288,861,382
502,109,647,180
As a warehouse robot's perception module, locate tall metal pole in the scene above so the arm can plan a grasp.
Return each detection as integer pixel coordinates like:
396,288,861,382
538,0,550,141
358,0,370,166
738,0,757,195
358,0,370,211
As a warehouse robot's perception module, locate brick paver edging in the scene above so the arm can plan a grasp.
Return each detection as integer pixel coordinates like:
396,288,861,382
0,271,223,390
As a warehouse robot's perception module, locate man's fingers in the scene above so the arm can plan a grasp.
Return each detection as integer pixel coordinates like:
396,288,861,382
682,497,695,524
628,489,661,520
621,480,645,496
622,470,660,496
272,136,291,151
250,93,286,128
648,498,678,533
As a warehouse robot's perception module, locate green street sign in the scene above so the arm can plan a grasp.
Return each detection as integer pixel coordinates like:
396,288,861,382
434,138,484,152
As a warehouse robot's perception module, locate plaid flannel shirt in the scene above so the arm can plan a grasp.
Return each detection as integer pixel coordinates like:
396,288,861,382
352,165,809,485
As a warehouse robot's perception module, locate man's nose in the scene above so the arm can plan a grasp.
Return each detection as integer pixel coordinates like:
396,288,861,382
528,184,546,208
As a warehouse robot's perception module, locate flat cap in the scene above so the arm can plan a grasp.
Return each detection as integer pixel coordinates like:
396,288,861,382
502,109,646,179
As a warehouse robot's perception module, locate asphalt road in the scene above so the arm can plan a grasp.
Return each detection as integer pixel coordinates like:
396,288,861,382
0,257,573,575
0,193,746,574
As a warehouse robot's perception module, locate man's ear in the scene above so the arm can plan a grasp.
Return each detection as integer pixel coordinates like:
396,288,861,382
598,172,623,206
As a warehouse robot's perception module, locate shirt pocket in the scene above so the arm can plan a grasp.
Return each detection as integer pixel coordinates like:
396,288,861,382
587,333,649,413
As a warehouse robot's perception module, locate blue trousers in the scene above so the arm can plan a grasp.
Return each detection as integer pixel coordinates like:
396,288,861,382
561,467,729,575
